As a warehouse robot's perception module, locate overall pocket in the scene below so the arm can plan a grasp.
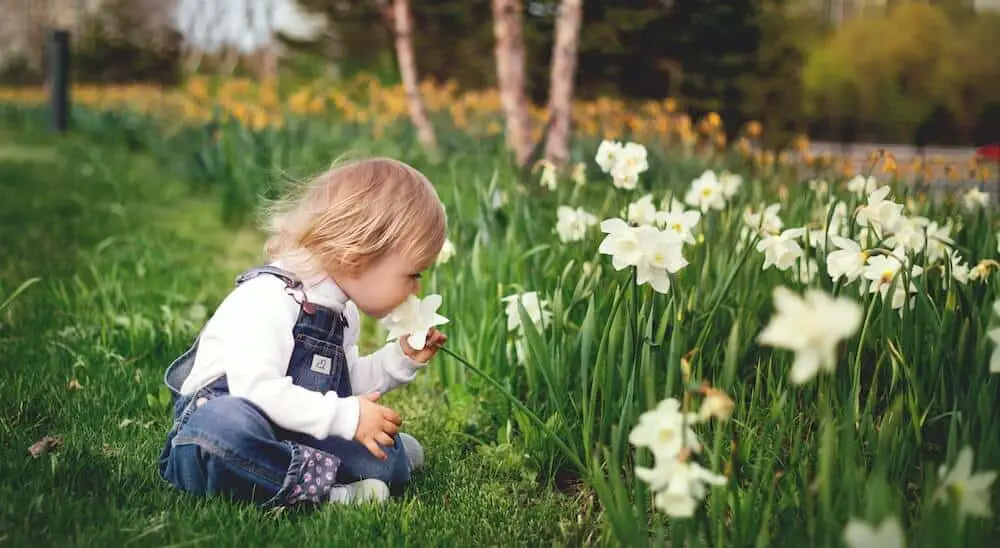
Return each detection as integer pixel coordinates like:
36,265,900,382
290,334,347,393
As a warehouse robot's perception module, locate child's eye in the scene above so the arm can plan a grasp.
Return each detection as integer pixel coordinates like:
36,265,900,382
410,273,423,279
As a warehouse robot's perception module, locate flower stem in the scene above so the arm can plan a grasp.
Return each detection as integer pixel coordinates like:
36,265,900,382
438,345,585,471
851,293,879,421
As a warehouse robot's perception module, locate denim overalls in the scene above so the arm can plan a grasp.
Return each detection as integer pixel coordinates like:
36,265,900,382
157,265,410,508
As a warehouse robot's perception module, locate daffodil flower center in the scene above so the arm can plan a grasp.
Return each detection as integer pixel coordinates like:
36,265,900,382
658,429,676,444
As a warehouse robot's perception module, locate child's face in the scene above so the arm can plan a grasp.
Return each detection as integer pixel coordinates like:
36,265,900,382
335,251,424,319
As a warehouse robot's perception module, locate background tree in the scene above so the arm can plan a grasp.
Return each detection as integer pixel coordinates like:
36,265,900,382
492,0,532,167
543,0,583,167
383,0,439,157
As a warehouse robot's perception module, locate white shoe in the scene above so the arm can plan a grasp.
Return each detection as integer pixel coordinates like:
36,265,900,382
328,479,389,504
399,433,424,471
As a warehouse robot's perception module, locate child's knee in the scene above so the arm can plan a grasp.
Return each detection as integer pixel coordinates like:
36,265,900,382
161,395,287,499
180,395,275,449
345,437,411,488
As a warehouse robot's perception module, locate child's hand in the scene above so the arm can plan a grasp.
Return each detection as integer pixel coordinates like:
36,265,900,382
400,328,447,364
355,392,402,460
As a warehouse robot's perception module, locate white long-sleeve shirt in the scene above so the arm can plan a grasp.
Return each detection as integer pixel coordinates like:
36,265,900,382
178,261,426,441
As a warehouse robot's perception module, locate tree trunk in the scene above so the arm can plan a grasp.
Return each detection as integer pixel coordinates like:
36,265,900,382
492,0,532,167
391,0,438,156
259,45,279,82
543,0,583,167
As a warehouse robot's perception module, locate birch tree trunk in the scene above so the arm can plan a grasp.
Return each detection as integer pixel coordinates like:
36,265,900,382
391,0,438,156
491,0,532,167
259,45,279,81
543,0,583,167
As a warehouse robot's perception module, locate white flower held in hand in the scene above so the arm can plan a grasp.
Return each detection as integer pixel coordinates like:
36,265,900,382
380,294,449,351
757,286,863,384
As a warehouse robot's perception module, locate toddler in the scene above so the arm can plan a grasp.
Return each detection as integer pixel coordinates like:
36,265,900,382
157,157,448,508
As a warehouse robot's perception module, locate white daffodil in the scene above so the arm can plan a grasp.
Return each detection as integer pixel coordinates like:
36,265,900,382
756,228,806,271
963,188,989,212
436,238,456,265
847,174,879,196
934,446,997,519
598,218,644,270
501,291,552,333
809,179,829,195
989,301,1000,374
381,294,449,351
619,142,649,174
862,253,923,308
595,139,622,173
655,207,701,245
827,236,868,284
598,141,648,190
925,220,955,264
843,517,905,548
628,397,701,460
611,167,639,190
757,286,863,385
627,194,659,227
635,226,687,294
743,203,783,236
684,170,727,212
823,200,850,236
947,250,970,286
638,458,728,518
534,159,558,190
856,186,903,234
719,171,743,198
660,197,687,214
886,216,927,254
555,206,598,243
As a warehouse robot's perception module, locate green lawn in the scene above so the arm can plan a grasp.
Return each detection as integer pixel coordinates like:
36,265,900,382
0,128,592,546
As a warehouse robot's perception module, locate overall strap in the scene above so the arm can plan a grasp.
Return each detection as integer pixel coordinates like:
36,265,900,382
235,265,318,314
234,265,303,289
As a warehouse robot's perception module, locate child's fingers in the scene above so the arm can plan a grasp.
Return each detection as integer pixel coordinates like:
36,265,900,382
382,418,399,435
383,407,402,425
364,439,387,461
363,391,381,402
375,431,395,447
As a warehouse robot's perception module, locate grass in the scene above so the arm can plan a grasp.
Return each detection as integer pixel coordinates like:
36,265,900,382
0,127,592,546
2,94,999,547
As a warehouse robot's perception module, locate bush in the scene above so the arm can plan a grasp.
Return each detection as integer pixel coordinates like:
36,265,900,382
803,4,1000,145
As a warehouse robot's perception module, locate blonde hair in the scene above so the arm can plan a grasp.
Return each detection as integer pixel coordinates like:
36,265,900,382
263,157,447,280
